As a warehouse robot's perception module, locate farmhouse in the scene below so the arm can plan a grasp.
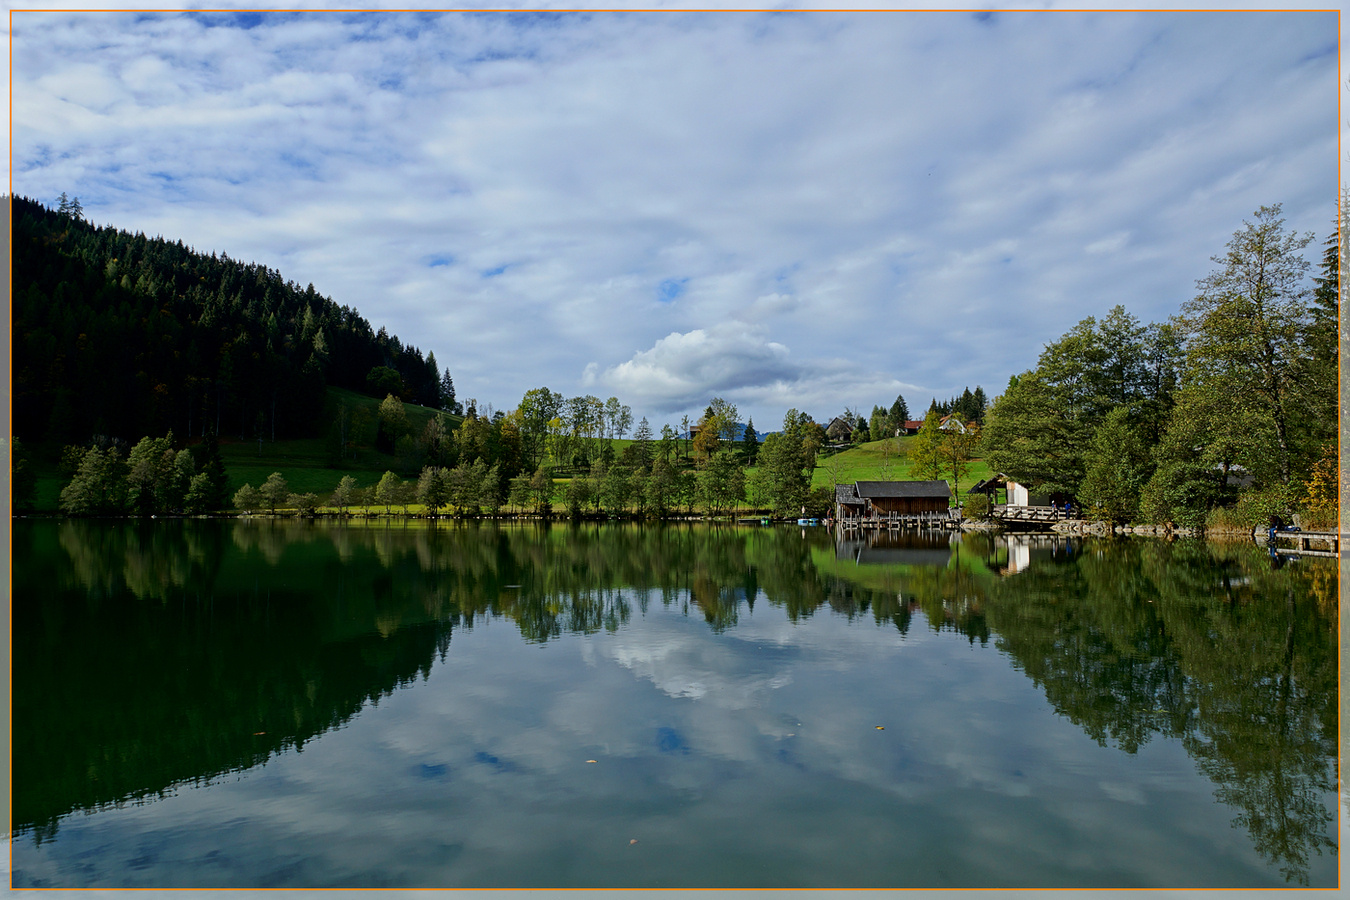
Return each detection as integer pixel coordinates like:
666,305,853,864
938,415,970,434
825,416,855,442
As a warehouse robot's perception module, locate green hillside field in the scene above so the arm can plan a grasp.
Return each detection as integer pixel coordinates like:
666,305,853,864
810,437,992,500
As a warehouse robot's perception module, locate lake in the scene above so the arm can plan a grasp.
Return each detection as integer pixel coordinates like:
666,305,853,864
11,519,1339,888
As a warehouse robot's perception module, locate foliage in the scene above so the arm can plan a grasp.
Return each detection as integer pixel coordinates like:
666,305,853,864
59,445,128,516
290,492,320,516
1181,204,1313,485
803,486,834,518
233,483,261,513
757,410,817,515
963,493,991,520
907,411,945,481
696,450,746,515
417,466,449,516
529,467,554,516
981,373,1086,497
1300,442,1337,528
124,434,181,515
260,472,290,513
742,417,759,465
330,475,359,513
1077,407,1152,525
1205,484,1300,531
940,421,979,497
564,474,592,518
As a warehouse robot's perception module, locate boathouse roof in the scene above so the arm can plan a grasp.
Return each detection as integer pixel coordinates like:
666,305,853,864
835,484,862,504
854,480,951,500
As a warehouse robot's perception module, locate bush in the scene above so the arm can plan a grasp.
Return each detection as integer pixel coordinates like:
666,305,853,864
1205,484,1298,533
963,493,991,520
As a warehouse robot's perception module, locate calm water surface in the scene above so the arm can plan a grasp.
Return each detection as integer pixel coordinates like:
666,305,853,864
12,520,1339,888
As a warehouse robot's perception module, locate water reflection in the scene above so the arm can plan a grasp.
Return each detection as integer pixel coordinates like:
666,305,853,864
13,520,1338,886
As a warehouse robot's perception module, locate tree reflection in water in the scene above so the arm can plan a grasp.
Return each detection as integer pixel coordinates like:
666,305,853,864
14,520,1337,883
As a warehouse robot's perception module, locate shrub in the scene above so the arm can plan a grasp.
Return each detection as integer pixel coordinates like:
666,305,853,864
963,493,991,520
1205,484,1298,532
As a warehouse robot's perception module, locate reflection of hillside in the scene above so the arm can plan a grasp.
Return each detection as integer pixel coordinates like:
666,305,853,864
16,520,1337,885
984,540,1337,886
15,520,457,839
15,520,839,836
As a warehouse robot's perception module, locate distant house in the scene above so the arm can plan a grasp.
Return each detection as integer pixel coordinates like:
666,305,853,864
834,480,952,521
825,416,854,442
900,420,924,435
938,415,969,434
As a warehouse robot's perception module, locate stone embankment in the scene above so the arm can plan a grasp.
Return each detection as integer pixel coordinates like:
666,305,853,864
1049,519,1204,538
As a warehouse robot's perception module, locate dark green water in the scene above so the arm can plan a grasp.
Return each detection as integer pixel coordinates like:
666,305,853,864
11,520,1339,888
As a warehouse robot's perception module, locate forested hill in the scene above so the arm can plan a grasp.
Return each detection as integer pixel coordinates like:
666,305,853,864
13,196,457,446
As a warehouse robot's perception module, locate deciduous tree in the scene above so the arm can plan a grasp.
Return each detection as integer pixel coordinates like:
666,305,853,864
1181,204,1313,485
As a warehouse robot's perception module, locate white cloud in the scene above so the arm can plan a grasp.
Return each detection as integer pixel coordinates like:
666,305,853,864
9,9,1340,428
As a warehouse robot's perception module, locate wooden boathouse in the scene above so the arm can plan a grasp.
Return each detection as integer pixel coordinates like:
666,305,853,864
835,480,953,527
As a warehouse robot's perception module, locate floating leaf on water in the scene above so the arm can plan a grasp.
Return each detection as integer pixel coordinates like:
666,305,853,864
586,759,598,763
876,726,884,730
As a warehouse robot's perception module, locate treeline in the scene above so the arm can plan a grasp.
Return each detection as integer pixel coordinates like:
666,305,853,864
982,204,1339,529
13,196,458,447
836,385,987,446
231,405,834,520
926,386,987,425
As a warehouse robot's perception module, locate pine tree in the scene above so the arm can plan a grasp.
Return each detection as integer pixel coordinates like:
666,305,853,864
440,368,458,413
743,417,759,465
889,393,909,425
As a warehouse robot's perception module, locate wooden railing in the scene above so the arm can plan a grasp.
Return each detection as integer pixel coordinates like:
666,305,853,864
992,505,1060,523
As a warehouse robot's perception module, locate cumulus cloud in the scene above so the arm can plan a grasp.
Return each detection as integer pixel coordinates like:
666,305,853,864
589,323,796,411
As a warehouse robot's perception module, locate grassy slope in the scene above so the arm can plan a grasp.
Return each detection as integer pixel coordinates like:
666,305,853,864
220,388,459,495
809,437,992,500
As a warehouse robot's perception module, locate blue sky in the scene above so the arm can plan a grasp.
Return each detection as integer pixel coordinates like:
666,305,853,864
9,7,1342,432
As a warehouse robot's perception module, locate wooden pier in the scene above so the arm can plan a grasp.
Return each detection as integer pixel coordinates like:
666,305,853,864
1268,530,1340,557
991,505,1060,526
837,510,960,530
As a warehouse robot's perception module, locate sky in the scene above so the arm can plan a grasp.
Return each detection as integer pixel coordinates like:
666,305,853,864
8,7,1342,434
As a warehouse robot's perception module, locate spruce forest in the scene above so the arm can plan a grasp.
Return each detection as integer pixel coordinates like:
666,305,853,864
13,195,456,448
